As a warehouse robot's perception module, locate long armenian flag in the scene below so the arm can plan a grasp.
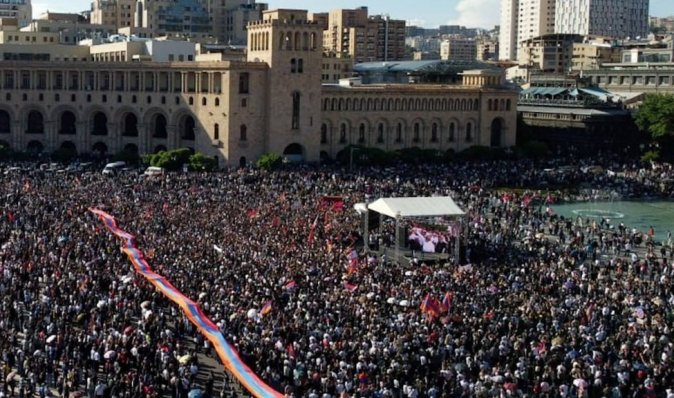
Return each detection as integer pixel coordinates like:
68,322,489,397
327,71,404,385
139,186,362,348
89,208,283,398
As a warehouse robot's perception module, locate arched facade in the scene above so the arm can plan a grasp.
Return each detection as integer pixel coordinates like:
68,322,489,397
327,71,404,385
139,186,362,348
0,22,516,166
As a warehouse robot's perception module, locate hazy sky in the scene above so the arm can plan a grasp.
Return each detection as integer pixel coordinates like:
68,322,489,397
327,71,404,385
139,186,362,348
36,0,673,29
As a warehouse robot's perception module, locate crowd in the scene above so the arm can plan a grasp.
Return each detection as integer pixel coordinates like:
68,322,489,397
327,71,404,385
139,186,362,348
1,154,673,398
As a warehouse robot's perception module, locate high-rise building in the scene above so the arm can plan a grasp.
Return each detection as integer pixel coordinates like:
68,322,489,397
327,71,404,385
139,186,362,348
91,0,136,28
322,6,406,63
555,0,649,39
499,0,556,61
0,0,32,27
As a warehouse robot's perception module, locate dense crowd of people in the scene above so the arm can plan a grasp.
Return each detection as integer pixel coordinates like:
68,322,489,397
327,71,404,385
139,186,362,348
1,154,674,398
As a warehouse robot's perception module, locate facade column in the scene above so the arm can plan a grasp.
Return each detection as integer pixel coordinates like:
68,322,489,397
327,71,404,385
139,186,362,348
45,121,57,152
11,120,22,151
77,121,89,154
137,124,148,154
167,125,178,149
108,123,120,154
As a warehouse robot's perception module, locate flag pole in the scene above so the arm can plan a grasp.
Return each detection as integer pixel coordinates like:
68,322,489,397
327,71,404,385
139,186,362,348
395,211,401,265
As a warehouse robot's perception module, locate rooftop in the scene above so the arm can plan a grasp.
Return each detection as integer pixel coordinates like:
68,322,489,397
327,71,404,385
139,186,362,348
353,59,499,74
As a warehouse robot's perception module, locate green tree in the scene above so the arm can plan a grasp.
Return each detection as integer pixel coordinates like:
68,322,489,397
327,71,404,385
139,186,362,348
189,152,218,171
634,94,674,139
256,153,283,170
148,148,192,171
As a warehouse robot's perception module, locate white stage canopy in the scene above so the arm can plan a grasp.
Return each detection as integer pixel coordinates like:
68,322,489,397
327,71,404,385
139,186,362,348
366,196,465,218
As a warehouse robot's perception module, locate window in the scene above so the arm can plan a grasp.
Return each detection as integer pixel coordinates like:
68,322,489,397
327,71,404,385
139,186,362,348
465,122,473,141
291,91,300,130
339,124,347,144
358,124,366,143
239,72,249,94
214,123,219,140
396,123,402,143
240,124,247,141
377,124,384,143
413,123,420,143
298,59,304,73
431,123,438,142
449,123,455,142
291,58,296,73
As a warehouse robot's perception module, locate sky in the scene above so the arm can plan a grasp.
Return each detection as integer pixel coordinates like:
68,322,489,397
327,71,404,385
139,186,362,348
36,0,673,29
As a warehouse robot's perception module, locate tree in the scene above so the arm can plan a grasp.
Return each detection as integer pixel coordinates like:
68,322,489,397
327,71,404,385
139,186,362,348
256,153,282,170
634,94,674,139
189,152,218,171
146,148,192,171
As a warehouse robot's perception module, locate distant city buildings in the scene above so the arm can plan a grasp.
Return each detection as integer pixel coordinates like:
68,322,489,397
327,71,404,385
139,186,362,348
440,38,476,61
90,0,268,44
650,16,674,34
322,6,406,63
0,0,31,27
499,0,650,61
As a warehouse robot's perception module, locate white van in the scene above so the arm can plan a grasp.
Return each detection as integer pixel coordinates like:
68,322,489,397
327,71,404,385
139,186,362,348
102,161,126,175
143,166,165,177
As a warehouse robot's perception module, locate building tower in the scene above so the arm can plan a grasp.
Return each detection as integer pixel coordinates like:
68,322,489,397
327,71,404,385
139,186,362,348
499,0,556,61
247,10,324,162
555,0,649,39
499,0,518,61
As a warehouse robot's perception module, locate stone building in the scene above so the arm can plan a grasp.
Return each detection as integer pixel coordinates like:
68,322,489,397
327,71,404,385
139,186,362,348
0,9,518,167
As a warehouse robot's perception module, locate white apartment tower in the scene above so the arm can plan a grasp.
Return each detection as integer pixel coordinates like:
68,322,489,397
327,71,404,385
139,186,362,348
500,0,518,61
499,0,556,61
555,0,649,39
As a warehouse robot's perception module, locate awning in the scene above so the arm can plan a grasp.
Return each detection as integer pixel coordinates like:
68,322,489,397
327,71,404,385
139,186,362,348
366,197,465,218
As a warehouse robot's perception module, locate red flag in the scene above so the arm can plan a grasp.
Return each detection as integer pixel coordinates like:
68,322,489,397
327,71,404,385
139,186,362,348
261,300,272,316
420,294,440,319
271,216,281,228
287,343,296,359
522,194,533,207
284,280,297,290
343,282,358,292
246,209,258,219
346,249,358,274
162,202,170,213
6,211,14,222
442,292,453,313
307,214,319,245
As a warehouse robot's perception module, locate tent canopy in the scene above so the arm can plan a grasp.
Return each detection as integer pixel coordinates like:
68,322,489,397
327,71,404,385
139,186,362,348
366,196,465,218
